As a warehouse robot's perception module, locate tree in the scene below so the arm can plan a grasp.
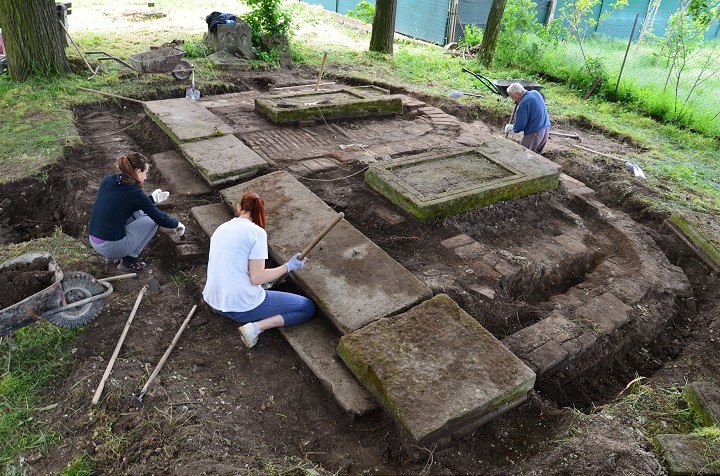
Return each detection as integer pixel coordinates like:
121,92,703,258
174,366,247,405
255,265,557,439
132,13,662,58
369,0,397,54
478,0,509,67
0,0,70,81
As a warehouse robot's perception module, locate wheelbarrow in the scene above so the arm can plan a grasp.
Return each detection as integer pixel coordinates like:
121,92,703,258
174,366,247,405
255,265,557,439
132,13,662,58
0,251,113,339
461,68,544,98
86,46,193,81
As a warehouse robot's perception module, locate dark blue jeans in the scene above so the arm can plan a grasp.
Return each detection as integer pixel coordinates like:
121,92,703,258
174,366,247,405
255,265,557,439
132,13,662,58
215,290,315,326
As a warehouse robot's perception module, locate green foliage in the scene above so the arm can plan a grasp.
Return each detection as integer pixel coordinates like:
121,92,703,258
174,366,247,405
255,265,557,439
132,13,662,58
459,24,483,47
243,0,294,51
61,454,95,476
494,0,557,70
347,1,375,24
182,39,211,59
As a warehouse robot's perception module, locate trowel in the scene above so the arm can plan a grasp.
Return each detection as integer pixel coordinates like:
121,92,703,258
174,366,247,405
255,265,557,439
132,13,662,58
185,69,200,100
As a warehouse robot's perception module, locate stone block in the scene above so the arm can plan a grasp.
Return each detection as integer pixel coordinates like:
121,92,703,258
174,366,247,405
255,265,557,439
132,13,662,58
191,203,233,239
151,151,213,196
441,234,475,249
145,98,234,143
667,210,720,273
655,434,720,475
180,135,268,187
208,22,256,60
684,382,720,427
365,141,559,221
338,294,535,445
575,292,632,333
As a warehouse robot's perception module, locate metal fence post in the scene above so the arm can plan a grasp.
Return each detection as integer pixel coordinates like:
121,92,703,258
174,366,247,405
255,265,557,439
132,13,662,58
614,12,640,101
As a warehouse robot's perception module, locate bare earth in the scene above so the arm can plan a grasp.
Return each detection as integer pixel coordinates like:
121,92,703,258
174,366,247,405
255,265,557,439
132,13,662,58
1,5,719,476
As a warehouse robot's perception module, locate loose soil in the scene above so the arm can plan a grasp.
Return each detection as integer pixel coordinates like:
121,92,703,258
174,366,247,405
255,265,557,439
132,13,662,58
0,257,54,309
2,66,719,476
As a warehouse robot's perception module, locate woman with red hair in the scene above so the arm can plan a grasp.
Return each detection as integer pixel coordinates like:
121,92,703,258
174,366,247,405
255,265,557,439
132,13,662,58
203,192,315,348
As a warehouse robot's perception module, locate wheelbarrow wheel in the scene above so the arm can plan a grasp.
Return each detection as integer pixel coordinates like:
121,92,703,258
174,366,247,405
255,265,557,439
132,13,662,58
172,60,192,81
45,272,105,328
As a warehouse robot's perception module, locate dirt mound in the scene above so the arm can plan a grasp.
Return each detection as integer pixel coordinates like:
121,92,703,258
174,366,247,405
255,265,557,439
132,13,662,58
0,257,53,308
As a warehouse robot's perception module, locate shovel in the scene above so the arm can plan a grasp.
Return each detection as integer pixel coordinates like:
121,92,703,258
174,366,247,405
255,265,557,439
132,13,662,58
572,144,646,179
185,69,200,100
267,212,345,289
449,90,485,99
128,304,197,409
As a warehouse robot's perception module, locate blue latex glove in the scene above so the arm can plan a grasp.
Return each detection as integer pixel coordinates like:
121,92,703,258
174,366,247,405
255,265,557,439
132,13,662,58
285,253,305,272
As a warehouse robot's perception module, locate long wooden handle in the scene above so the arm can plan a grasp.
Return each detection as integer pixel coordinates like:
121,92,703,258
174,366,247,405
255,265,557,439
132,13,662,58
315,52,328,91
78,86,145,105
299,212,344,260
140,305,197,395
572,144,624,163
58,20,95,75
92,285,148,404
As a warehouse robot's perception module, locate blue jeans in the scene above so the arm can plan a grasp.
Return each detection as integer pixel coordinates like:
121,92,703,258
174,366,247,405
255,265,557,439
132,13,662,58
215,291,315,326
90,211,158,260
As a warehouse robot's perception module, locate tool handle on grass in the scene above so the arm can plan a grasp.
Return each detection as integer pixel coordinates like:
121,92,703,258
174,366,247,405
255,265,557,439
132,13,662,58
92,285,148,405
140,305,197,395
572,144,624,162
299,212,344,260
78,86,145,104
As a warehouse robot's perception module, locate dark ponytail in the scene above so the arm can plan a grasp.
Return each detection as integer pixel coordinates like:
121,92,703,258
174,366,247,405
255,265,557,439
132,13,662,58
239,192,266,229
115,152,148,185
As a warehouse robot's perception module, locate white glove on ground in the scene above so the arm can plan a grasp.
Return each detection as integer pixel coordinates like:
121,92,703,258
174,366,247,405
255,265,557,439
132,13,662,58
174,222,186,236
152,189,170,203
504,124,515,134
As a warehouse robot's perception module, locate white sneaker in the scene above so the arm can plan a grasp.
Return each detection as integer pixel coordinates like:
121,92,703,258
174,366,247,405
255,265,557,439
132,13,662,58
239,323,259,348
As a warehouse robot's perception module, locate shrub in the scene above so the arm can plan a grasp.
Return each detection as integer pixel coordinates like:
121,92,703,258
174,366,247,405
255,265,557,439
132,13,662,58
347,1,375,24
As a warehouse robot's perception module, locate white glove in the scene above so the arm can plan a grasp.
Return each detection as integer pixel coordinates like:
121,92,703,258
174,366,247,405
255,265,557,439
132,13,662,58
174,222,186,236
504,124,515,134
151,189,170,203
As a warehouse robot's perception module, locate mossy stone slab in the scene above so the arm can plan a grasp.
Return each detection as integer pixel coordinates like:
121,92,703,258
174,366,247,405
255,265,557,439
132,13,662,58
254,86,403,124
338,294,536,444
180,135,267,187
220,171,432,334
655,434,720,475
684,382,720,427
667,210,720,272
365,141,560,220
145,98,234,143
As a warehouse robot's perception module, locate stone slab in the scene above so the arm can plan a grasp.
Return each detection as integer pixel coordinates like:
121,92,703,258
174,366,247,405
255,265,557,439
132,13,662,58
190,203,234,238
684,381,720,427
220,170,432,334
145,98,234,143
279,318,378,416
190,199,378,416
574,292,632,333
667,210,720,272
655,434,720,475
151,151,213,196
208,22,255,59
254,86,403,124
338,294,536,445
365,140,560,220
180,135,268,187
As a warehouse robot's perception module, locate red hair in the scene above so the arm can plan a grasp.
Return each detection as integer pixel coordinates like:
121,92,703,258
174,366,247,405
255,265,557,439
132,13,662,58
239,192,266,229
115,152,148,185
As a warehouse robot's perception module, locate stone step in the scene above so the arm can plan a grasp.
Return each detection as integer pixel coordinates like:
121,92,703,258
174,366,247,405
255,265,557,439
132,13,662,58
190,200,379,416
684,381,720,427
219,170,433,334
338,294,536,445
145,98,234,143
654,434,720,476
151,151,213,196
180,135,268,188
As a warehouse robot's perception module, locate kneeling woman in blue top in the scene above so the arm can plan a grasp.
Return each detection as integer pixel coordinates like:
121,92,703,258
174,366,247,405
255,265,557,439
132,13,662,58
203,192,315,348
88,152,185,272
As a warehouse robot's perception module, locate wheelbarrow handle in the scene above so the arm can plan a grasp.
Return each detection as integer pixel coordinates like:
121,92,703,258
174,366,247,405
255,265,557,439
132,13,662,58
462,68,501,96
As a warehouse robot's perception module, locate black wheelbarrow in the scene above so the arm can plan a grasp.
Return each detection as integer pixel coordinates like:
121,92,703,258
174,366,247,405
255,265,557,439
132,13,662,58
462,68,544,98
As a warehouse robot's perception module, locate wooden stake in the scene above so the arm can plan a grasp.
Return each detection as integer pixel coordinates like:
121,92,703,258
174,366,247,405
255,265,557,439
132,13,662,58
315,52,328,91
92,285,148,405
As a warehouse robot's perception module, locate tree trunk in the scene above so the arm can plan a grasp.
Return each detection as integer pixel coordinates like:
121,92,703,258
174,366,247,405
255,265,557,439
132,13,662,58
0,0,70,81
545,0,558,26
478,0,509,67
369,0,397,54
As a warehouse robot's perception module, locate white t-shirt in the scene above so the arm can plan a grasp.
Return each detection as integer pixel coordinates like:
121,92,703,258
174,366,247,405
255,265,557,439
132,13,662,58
203,217,268,312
